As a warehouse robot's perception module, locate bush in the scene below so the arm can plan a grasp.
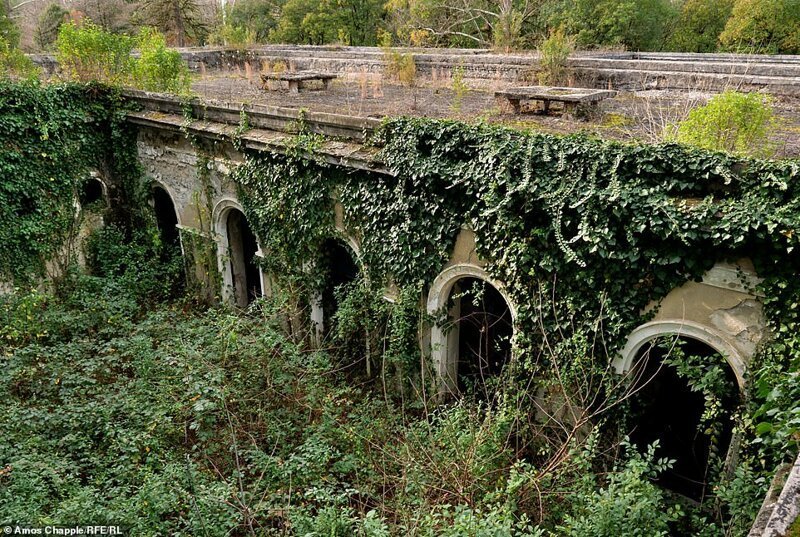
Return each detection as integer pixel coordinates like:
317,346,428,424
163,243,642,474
134,27,192,94
56,21,135,85
671,90,777,157
0,37,39,79
207,22,255,49
537,29,574,85
56,22,191,94
559,442,682,537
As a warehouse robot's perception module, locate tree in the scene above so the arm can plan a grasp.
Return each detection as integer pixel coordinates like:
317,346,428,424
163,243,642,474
133,0,211,47
386,0,541,49
269,0,384,46
0,0,20,47
719,0,800,54
35,2,68,50
552,0,678,51
228,0,283,42
75,0,135,33
667,0,733,52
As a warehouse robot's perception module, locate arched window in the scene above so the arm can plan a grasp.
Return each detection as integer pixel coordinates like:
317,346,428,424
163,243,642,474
318,238,360,335
427,264,517,396
225,208,262,308
151,185,180,249
214,199,263,308
78,176,105,207
625,334,741,501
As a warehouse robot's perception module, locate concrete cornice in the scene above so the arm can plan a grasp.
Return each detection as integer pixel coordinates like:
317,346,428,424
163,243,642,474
125,109,390,176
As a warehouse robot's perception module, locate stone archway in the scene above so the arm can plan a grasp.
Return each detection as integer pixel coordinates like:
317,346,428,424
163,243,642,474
310,233,363,343
614,320,748,389
427,263,517,395
78,174,107,208
620,329,743,500
150,182,181,250
213,198,264,307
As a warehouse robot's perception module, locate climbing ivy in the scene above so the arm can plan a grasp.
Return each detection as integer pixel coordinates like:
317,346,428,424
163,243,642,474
230,115,800,461
0,80,141,283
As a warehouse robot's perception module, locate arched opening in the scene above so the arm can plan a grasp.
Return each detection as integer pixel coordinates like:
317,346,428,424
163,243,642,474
225,208,262,308
446,277,514,395
151,186,180,249
318,238,359,335
427,264,517,396
627,336,740,502
79,177,105,207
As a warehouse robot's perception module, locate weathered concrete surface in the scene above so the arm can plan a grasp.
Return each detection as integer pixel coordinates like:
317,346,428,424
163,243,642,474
172,46,800,96
31,46,800,95
125,89,381,141
751,453,800,537
613,260,766,388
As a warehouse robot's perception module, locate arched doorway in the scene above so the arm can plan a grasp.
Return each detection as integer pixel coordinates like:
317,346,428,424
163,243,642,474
151,185,180,250
626,335,741,501
317,238,360,336
448,277,513,395
224,208,262,308
427,264,517,396
78,176,105,207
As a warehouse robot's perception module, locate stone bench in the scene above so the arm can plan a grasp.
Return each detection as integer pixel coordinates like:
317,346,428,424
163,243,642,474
495,86,617,116
260,71,338,93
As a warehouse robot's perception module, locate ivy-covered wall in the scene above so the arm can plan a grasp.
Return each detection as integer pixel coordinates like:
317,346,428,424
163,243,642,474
135,110,800,456
222,117,800,461
8,80,797,466
0,80,139,284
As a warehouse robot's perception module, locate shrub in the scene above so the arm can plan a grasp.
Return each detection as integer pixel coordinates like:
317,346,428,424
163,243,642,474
134,27,192,94
56,22,191,94
671,90,777,157
559,442,682,537
56,21,135,85
381,33,416,87
208,23,255,49
537,29,574,85
0,37,39,79
450,65,469,112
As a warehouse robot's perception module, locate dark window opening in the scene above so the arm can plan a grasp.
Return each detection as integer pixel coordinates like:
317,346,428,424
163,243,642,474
450,277,513,395
79,178,104,207
226,209,261,308
152,187,180,249
628,337,740,502
320,238,359,334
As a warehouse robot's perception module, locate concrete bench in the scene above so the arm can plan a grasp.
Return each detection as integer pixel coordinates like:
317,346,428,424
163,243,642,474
495,86,617,116
261,71,338,93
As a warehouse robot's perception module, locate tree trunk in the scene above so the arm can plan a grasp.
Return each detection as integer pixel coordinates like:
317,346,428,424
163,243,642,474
174,0,185,47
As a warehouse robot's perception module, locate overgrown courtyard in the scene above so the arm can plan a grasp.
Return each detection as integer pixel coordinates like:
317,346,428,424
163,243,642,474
2,15,800,534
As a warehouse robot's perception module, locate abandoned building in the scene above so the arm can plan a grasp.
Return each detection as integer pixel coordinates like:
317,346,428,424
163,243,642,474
18,45,800,534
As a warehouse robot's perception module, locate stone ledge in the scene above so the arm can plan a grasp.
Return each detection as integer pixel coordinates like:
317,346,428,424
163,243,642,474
126,110,389,176
123,89,382,142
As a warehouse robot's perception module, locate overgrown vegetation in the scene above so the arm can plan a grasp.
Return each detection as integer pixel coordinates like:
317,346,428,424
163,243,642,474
537,29,573,85
671,90,778,157
56,22,191,94
12,0,800,54
2,65,800,535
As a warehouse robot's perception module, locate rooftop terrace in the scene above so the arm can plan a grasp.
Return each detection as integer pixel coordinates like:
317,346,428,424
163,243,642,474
94,46,800,157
